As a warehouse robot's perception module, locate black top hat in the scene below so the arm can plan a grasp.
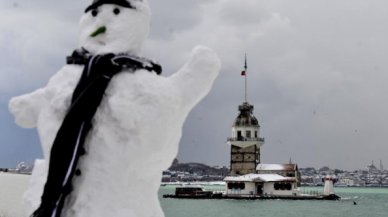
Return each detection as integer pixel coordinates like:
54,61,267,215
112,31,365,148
85,0,134,13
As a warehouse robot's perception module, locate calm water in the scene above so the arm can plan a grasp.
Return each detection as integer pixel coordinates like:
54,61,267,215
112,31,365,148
1,174,388,217
159,186,388,217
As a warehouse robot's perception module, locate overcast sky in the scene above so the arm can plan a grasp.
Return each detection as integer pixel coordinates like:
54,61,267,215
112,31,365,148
1,0,388,170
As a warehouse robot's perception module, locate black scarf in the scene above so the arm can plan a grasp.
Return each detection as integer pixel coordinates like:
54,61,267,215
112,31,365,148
31,49,161,217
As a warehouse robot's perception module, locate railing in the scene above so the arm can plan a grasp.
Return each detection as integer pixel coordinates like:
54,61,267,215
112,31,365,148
227,137,265,142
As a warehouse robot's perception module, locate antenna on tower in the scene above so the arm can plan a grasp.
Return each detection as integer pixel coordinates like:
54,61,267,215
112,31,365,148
241,53,248,103
245,53,248,70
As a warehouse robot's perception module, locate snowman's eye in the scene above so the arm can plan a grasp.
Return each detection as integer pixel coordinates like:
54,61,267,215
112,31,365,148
91,9,98,17
113,8,120,15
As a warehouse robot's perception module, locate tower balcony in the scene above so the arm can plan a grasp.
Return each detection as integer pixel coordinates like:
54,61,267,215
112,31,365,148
227,137,264,142
227,137,264,148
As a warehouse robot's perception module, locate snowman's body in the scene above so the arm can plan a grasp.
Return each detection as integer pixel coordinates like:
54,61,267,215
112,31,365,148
9,1,220,217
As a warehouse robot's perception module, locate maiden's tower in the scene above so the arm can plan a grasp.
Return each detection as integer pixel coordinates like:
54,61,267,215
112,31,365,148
227,54,264,176
224,56,302,197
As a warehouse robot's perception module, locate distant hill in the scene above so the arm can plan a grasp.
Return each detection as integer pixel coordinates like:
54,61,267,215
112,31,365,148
168,161,228,176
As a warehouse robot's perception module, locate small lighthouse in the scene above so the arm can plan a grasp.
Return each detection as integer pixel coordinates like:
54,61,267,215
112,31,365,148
323,175,335,196
227,55,264,175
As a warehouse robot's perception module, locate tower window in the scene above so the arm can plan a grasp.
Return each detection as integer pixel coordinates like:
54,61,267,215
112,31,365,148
237,131,242,139
255,131,258,138
246,131,251,138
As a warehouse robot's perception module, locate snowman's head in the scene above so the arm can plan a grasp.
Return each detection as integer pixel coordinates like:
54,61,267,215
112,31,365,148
79,0,151,55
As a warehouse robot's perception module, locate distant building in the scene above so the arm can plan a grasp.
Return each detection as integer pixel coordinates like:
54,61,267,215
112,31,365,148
379,160,384,172
367,161,379,174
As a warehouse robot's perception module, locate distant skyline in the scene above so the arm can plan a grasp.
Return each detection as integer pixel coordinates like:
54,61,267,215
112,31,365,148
1,0,388,170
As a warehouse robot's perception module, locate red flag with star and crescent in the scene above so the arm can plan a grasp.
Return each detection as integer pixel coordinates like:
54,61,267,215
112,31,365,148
241,54,247,76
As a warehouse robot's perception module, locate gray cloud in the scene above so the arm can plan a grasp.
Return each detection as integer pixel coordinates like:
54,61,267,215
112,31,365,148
148,0,212,40
0,2,81,94
1,0,388,170
153,0,388,170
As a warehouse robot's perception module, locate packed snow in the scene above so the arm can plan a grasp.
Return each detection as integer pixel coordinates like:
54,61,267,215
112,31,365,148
224,174,294,182
9,0,221,216
256,163,296,171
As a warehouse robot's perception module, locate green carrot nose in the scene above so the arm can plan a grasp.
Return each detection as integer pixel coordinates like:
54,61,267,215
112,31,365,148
90,26,106,37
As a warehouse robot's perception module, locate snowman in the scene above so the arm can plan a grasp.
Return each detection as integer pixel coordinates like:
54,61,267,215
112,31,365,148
9,0,221,217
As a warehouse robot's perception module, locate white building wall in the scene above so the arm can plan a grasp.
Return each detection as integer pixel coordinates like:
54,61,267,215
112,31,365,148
225,182,256,195
225,181,300,196
226,188,244,195
232,126,259,138
245,182,256,195
262,183,296,196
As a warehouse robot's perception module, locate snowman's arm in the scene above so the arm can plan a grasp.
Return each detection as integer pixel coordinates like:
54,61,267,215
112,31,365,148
9,88,49,128
169,46,221,111
9,65,82,128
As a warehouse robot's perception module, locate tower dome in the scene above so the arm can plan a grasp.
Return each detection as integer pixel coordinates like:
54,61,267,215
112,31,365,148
228,101,264,148
233,102,259,127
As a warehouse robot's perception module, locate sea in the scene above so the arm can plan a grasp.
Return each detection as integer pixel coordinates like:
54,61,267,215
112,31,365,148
1,173,388,217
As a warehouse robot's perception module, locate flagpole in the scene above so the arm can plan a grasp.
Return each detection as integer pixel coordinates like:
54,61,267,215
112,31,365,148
244,53,248,103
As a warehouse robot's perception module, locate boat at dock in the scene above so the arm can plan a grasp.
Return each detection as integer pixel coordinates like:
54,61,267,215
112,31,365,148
163,185,223,199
